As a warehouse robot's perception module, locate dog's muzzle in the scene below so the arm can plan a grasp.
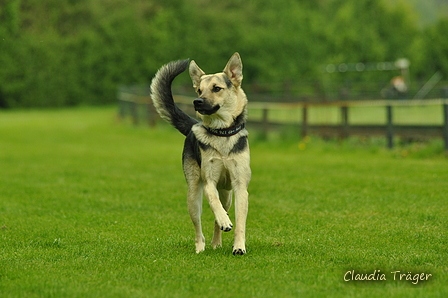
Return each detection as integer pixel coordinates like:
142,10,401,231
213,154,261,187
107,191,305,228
193,98,220,115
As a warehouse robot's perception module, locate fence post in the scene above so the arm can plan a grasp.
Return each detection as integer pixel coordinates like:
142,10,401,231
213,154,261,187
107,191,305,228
386,105,393,149
262,108,269,139
130,101,139,125
118,100,126,120
443,103,448,152
340,106,349,139
147,102,156,127
302,105,308,138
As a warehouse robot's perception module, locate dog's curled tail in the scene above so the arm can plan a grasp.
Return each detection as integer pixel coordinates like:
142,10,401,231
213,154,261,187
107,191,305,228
150,59,198,136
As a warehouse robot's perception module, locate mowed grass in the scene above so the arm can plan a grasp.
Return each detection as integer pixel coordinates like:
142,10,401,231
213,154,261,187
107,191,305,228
0,106,447,298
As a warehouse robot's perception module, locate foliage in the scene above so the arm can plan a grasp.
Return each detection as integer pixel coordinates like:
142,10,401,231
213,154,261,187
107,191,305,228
422,18,448,75
0,0,447,107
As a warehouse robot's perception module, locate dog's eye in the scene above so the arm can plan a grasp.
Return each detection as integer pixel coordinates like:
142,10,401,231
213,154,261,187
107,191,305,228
197,89,202,95
212,86,222,93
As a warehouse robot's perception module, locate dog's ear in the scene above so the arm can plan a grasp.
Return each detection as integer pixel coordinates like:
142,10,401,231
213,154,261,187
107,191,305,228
189,60,205,89
223,52,243,87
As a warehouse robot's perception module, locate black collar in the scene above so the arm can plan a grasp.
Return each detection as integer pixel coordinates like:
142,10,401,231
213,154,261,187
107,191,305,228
203,123,245,137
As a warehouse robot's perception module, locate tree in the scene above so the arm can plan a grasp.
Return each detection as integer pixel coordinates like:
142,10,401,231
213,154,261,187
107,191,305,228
423,18,448,76
0,0,442,107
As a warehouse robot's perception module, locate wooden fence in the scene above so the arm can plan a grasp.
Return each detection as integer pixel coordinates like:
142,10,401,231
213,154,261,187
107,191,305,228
117,88,448,150
249,99,448,150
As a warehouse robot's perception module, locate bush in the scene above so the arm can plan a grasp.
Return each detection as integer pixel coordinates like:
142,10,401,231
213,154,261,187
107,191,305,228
0,0,446,108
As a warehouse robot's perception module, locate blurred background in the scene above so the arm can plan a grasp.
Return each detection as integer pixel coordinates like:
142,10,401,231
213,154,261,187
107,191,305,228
0,0,447,108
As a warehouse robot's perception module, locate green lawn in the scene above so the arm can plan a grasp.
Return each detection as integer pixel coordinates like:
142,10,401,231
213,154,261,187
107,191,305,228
1,106,447,297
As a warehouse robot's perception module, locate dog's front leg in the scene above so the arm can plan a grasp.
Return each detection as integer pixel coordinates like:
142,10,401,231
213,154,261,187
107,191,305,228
229,156,251,255
211,189,232,249
233,186,248,255
204,183,233,232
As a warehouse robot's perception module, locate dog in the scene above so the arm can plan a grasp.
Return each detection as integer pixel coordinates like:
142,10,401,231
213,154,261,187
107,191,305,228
150,53,251,255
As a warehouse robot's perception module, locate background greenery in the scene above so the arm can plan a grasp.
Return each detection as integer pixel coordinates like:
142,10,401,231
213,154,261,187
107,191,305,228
1,0,448,108
0,106,447,297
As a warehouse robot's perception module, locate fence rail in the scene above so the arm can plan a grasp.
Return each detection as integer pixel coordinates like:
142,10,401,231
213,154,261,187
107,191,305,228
249,98,448,150
117,90,448,151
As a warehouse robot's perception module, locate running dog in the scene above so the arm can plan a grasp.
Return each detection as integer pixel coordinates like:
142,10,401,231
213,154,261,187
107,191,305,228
150,53,250,255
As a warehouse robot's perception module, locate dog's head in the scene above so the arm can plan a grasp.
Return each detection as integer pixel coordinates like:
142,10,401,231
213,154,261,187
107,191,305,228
189,53,246,126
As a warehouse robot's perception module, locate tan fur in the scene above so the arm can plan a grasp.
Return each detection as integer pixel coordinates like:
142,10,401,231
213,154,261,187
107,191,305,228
189,54,247,129
150,53,251,255
187,53,251,255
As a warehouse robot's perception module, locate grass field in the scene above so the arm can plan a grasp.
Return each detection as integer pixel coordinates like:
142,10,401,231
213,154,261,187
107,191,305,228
1,106,447,297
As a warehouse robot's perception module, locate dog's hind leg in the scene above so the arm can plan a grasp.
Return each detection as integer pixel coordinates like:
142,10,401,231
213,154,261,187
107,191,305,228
211,189,232,249
187,182,205,253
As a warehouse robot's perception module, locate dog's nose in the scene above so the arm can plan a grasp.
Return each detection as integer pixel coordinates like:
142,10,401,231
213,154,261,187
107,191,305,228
193,98,204,107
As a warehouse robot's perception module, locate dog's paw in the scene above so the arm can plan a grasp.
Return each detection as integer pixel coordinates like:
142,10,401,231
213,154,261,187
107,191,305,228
221,224,233,232
232,247,246,255
216,214,233,232
195,235,205,253
211,242,222,249
211,237,222,249
195,243,205,253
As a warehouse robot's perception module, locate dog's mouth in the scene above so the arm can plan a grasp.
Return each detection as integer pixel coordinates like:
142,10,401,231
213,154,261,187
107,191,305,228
193,98,220,115
196,105,220,115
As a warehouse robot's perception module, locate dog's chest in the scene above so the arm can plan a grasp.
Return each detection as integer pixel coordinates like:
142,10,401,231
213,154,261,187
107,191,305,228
192,125,248,161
